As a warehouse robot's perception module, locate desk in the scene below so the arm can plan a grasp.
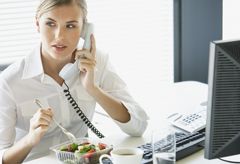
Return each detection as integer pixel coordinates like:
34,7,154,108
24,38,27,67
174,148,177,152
24,81,235,164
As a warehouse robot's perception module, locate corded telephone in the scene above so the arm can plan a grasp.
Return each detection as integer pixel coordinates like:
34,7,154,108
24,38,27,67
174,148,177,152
168,101,207,133
59,23,105,139
59,22,94,80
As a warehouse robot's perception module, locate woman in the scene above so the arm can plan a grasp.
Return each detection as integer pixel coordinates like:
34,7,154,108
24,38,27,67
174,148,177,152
0,0,149,163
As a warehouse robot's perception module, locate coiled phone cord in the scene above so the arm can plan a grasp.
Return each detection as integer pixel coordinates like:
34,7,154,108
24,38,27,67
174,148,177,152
63,81,105,139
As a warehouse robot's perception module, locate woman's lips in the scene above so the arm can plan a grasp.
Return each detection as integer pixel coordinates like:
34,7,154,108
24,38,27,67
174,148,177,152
52,45,67,52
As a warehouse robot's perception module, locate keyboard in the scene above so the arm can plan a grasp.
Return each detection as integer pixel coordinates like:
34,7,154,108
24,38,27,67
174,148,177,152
138,130,205,164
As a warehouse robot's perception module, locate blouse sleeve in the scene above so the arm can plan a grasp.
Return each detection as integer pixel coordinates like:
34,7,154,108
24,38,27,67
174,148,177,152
0,78,17,163
97,51,149,136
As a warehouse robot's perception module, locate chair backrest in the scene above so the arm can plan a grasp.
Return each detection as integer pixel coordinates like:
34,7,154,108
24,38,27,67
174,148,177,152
0,63,10,73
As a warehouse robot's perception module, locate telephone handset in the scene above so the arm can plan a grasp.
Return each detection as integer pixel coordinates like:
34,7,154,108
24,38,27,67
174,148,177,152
59,23,94,80
59,23,104,138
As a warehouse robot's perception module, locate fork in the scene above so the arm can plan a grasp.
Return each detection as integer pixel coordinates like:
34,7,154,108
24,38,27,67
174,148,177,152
34,99,77,143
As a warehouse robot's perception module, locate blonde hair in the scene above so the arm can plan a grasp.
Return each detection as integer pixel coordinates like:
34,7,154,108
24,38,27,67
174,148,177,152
36,0,87,22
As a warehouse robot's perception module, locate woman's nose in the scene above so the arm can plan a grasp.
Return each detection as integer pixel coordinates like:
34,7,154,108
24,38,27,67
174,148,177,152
55,27,65,40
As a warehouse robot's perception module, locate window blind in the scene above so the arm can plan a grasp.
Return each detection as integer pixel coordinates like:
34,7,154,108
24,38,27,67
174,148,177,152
0,0,173,90
0,0,40,63
87,0,173,86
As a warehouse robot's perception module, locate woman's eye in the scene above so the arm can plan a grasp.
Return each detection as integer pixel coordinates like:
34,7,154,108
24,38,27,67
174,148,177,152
46,22,55,27
66,24,76,29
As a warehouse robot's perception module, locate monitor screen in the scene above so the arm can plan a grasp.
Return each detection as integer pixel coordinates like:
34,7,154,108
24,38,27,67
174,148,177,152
204,39,240,159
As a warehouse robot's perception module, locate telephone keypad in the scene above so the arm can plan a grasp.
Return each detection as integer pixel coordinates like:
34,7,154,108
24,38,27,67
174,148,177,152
171,110,206,133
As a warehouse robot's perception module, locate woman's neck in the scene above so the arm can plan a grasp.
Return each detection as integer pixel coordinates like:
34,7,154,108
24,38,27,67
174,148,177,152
40,50,74,85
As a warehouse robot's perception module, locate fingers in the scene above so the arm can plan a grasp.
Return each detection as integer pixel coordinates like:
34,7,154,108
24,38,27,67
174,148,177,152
75,51,96,73
31,108,53,130
79,58,96,66
74,34,97,73
90,34,96,58
28,108,54,146
75,50,94,60
75,34,96,60
79,62,96,73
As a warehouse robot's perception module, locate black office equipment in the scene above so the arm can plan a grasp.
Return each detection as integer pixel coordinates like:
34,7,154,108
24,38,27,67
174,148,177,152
205,39,240,159
139,130,205,164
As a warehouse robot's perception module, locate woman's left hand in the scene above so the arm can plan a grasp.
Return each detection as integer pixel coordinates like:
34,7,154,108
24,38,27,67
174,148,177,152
75,34,97,92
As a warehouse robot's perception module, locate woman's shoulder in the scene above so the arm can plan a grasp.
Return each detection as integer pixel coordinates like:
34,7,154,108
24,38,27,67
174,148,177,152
0,43,40,80
0,58,25,84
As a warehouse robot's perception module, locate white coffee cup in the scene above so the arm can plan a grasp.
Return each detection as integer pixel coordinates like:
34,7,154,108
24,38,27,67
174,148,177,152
99,147,143,164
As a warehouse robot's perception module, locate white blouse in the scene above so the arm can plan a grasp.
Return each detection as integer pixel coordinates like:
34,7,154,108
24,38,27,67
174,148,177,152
0,44,149,162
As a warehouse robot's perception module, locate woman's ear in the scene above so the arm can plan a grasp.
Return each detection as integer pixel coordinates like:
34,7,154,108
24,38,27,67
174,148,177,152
35,18,40,33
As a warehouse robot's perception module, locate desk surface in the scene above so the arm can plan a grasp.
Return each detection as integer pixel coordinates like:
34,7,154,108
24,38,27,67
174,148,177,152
24,81,238,164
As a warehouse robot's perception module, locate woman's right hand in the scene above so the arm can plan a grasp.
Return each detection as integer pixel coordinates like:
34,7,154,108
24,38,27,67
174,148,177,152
27,108,53,146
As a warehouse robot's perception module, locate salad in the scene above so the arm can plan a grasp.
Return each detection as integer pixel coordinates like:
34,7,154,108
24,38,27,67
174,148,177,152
60,141,107,158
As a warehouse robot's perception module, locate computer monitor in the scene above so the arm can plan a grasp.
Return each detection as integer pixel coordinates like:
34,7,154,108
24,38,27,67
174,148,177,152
205,39,240,159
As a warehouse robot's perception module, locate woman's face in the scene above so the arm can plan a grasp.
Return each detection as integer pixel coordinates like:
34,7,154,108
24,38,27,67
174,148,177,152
36,4,83,62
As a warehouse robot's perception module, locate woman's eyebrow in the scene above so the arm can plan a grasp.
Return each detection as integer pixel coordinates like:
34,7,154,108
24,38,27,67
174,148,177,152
46,18,78,24
46,17,56,22
66,20,79,24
